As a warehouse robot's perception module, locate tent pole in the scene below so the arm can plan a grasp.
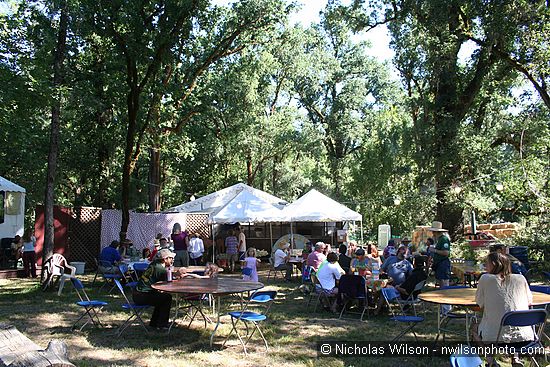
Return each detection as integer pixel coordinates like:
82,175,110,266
360,220,364,245
269,222,273,248
211,224,215,264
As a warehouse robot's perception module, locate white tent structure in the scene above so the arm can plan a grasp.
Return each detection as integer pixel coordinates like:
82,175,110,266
167,183,287,215
0,176,26,239
209,190,286,224
280,189,363,245
281,189,361,222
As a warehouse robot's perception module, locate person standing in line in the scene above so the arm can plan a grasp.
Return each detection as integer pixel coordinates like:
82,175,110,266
237,225,247,261
188,233,204,266
224,229,239,272
171,223,189,267
242,247,261,282
21,229,37,278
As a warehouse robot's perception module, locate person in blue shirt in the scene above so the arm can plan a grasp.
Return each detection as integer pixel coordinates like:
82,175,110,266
99,240,122,273
381,245,412,286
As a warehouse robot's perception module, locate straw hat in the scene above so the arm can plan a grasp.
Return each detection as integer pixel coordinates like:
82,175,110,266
158,249,176,259
428,221,447,232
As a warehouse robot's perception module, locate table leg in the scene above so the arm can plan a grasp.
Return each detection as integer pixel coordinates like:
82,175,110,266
168,294,180,333
465,308,470,345
210,295,221,347
435,305,442,343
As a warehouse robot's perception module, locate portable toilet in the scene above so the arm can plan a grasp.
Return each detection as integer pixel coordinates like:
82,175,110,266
378,224,391,250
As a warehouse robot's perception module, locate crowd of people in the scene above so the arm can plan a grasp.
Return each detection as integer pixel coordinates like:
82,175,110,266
94,219,538,367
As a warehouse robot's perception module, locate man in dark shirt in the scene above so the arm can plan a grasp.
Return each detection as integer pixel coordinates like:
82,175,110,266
396,256,428,299
337,244,351,274
133,249,180,329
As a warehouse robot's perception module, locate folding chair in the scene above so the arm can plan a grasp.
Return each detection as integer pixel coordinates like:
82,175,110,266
495,309,548,367
70,277,108,331
450,347,483,367
381,287,424,341
266,257,285,282
338,275,369,321
307,273,337,313
112,278,150,336
118,264,138,289
95,260,122,293
436,285,470,342
399,279,427,316
222,290,277,355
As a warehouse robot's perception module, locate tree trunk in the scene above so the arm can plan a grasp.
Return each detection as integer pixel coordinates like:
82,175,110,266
43,0,68,266
148,147,161,211
121,85,139,242
246,151,253,185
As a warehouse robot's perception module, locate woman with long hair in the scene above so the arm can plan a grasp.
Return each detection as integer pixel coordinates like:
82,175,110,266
474,252,533,367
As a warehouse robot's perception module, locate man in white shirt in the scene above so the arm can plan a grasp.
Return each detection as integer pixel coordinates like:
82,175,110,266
273,243,292,281
237,226,246,261
315,252,345,312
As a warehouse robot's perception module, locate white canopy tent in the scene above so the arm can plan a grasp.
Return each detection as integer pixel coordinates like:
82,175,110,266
209,190,286,224
166,183,287,263
0,176,26,239
167,182,287,214
280,189,363,245
281,189,361,222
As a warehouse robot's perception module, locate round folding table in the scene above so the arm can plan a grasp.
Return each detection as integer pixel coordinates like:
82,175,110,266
152,277,264,346
419,288,550,343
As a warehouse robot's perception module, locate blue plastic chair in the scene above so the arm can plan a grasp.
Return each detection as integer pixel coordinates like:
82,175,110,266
70,278,108,331
222,290,277,355
113,278,150,335
381,287,424,342
450,347,483,367
118,264,138,289
495,309,548,367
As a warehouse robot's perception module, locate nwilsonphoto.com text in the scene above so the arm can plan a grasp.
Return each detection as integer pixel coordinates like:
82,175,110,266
316,341,547,358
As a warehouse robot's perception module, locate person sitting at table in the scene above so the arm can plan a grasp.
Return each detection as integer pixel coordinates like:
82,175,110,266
382,239,396,260
99,240,122,274
273,242,292,281
132,248,184,330
473,252,533,367
306,242,327,271
149,237,168,261
142,247,151,260
337,244,351,274
347,241,358,258
119,239,139,259
366,242,382,264
489,244,528,278
350,248,372,277
315,252,345,313
381,245,412,286
395,256,427,299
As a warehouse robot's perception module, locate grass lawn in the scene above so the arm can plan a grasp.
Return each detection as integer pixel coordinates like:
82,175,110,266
0,268,542,367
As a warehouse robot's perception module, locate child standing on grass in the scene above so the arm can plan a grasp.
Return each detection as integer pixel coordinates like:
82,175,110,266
242,247,260,282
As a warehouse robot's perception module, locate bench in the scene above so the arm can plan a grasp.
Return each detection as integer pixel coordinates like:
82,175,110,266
0,323,75,367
